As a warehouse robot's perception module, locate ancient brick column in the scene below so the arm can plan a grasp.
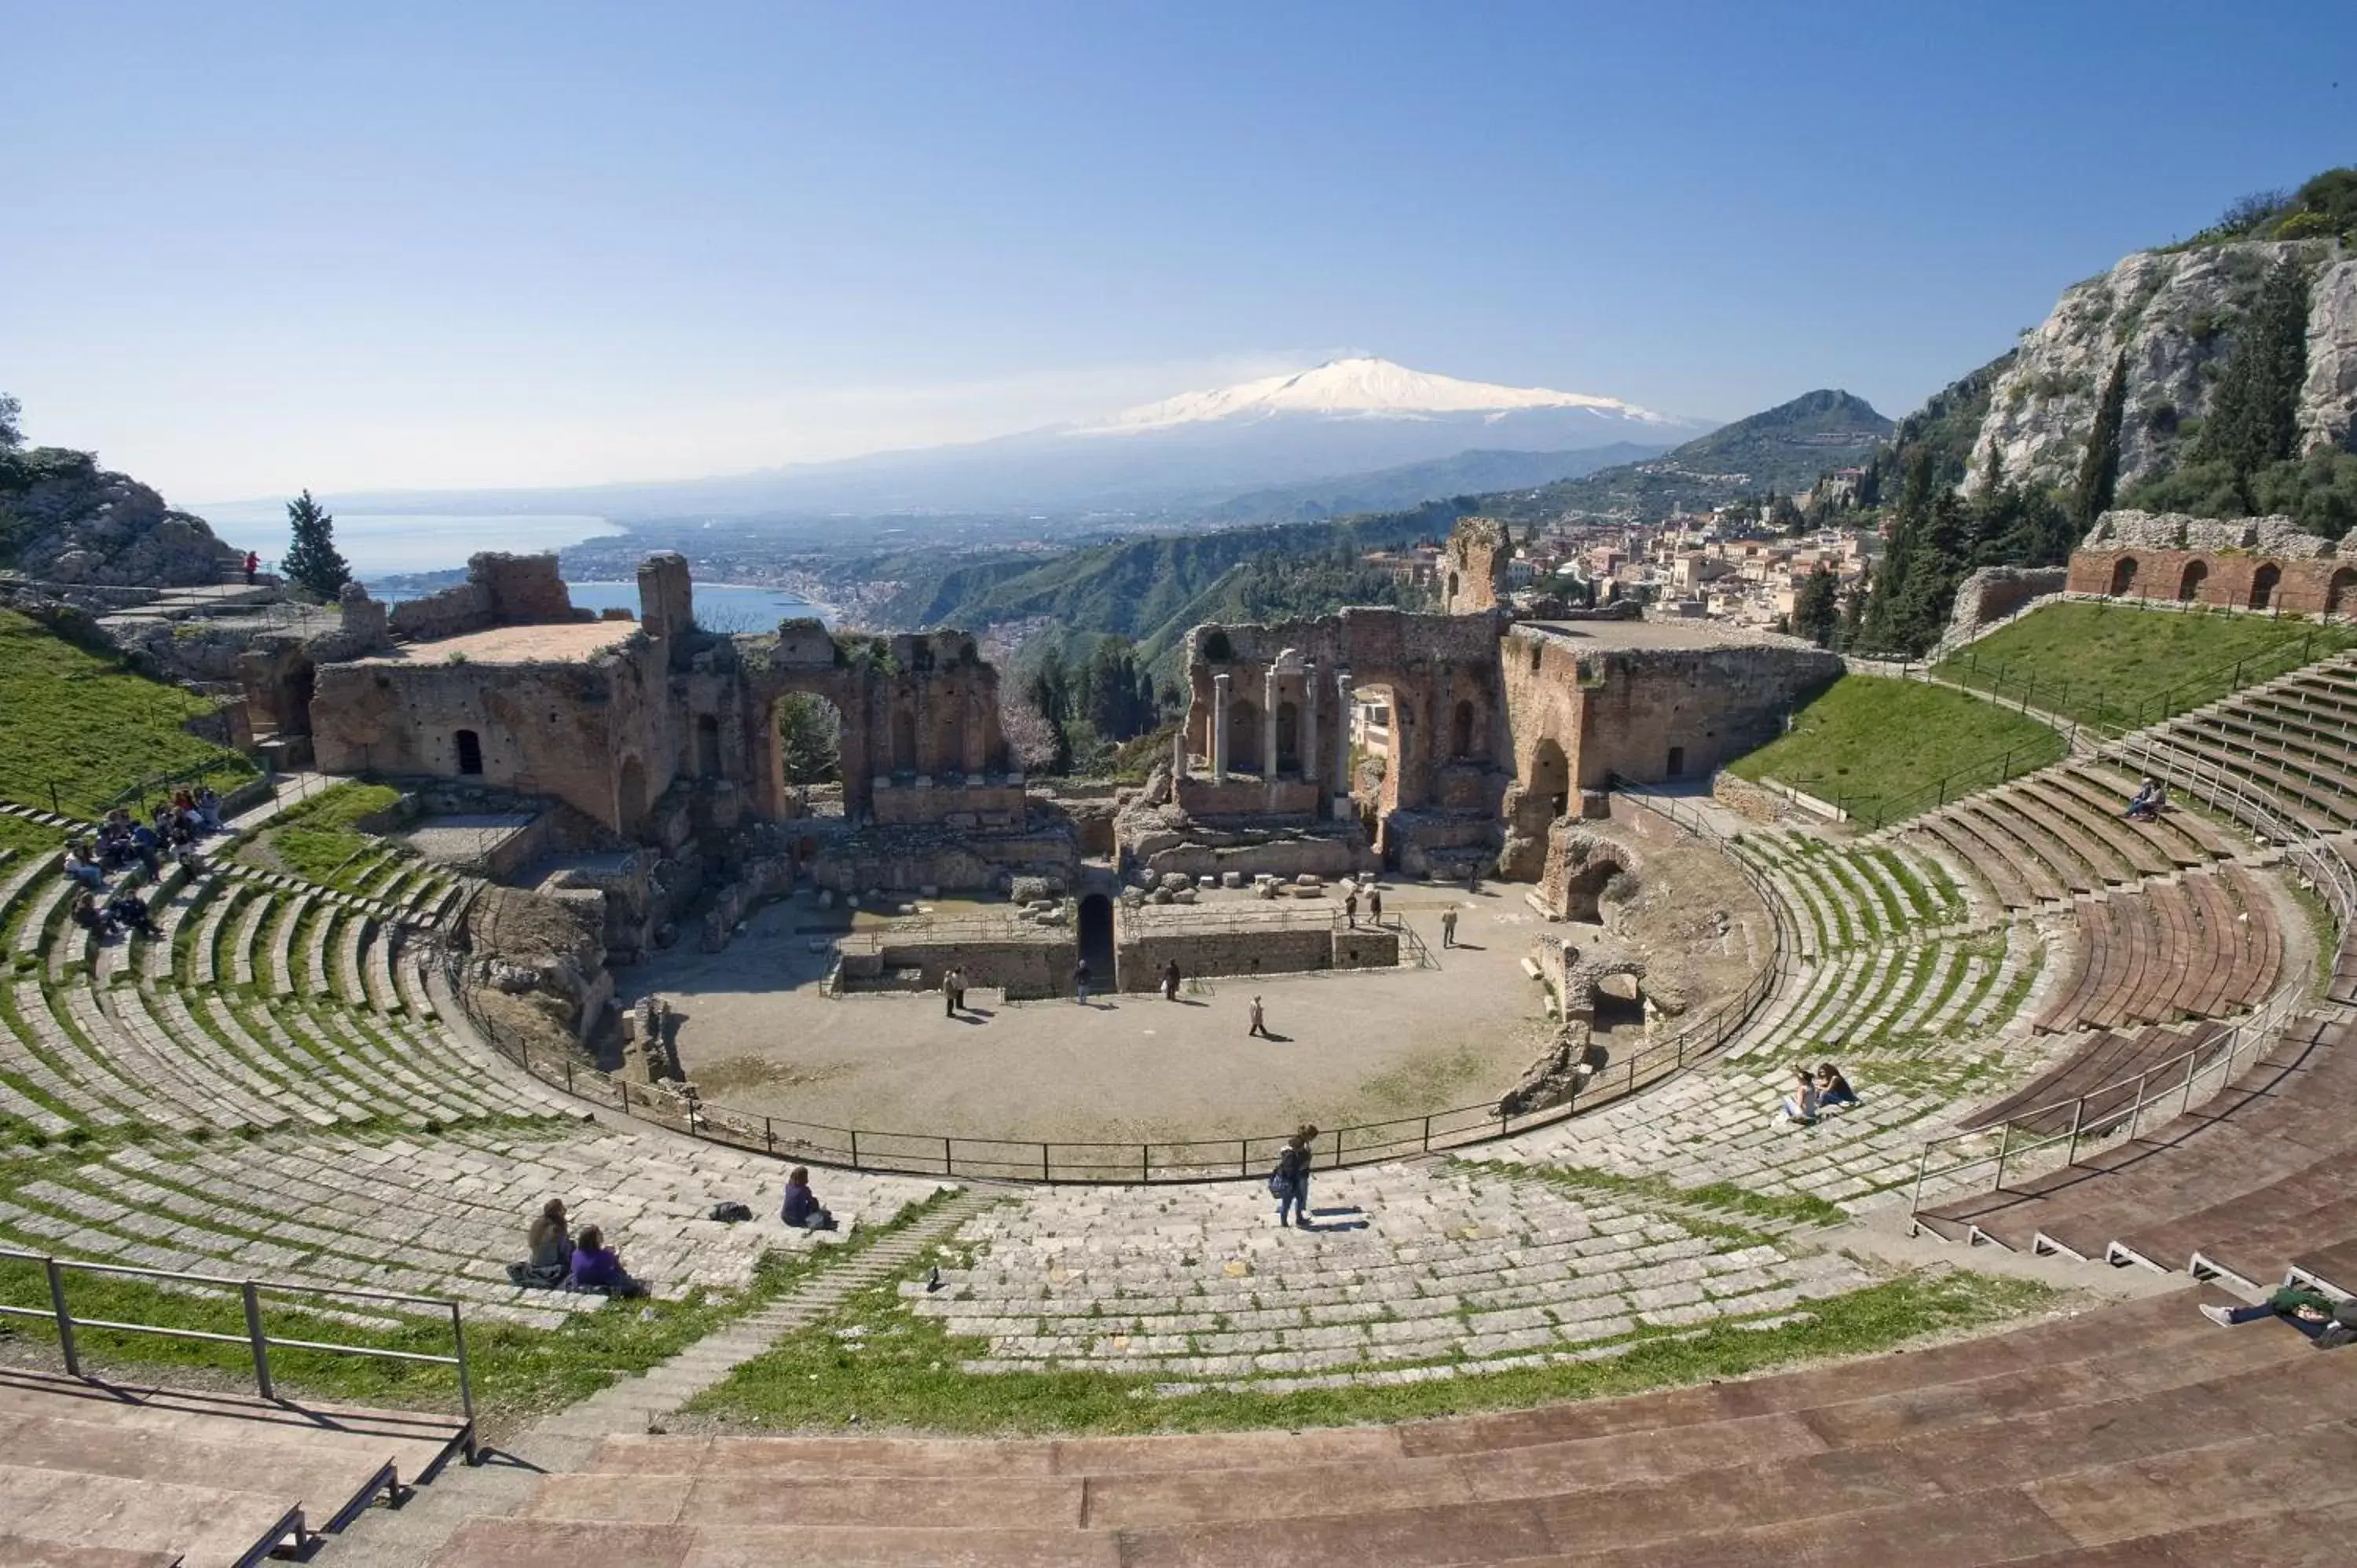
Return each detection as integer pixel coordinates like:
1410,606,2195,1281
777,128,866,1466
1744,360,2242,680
1332,669,1354,819
1211,672,1230,783
1299,659,1318,786
1262,668,1279,783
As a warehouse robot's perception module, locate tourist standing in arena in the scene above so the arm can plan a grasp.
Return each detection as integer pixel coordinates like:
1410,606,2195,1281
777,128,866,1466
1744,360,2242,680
1248,995,1270,1038
1441,907,1459,948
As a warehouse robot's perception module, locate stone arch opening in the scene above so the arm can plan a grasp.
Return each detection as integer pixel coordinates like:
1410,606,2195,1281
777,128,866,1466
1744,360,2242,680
1226,698,1262,773
695,714,722,779
1275,700,1301,775
2249,562,2281,610
1078,893,1115,985
2109,556,2139,596
1452,698,1475,759
284,665,317,736
2178,560,2208,601
1538,826,1639,924
890,708,918,775
454,728,484,775
1560,859,1628,923
1527,738,1571,818
2329,568,2357,617
933,695,968,776
771,691,846,818
1446,570,1460,602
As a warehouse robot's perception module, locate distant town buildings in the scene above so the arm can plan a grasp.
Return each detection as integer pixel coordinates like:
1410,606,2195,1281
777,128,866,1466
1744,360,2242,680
1362,507,1884,634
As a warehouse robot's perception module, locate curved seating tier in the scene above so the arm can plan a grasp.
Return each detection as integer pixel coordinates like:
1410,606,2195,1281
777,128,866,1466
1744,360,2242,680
2121,652,2357,835
910,1163,1870,1392
2033,864,2286,1035
1902,759,2243,913
434,1284,2357,1568
0,1127,944,1326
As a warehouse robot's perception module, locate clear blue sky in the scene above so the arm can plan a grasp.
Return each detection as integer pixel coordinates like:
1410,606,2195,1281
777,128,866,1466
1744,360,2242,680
5,1,2350,501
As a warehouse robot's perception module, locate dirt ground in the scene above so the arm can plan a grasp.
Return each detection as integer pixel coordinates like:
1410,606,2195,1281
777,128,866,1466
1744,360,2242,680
621,810,1770,1145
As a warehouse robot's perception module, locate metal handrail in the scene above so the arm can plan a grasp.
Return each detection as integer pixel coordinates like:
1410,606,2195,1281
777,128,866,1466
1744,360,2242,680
443,790,1791,1185
1904,702,2354,1217
0,1245,478,1462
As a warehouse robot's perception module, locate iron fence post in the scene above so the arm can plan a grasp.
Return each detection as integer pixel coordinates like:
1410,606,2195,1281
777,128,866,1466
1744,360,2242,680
1240,1139,1248,1178
943,1136,952,1176
1422,1115,1432,1152
1142,1144,1149,1184
2066,1097,2086,1167
1992,1122,2012,1192
1908,1145,1930,1219
241,1280,274,1401
450,1302,479,1464
849,1128,860,1167
1043,1144,1052,1182
46,1258,79,1377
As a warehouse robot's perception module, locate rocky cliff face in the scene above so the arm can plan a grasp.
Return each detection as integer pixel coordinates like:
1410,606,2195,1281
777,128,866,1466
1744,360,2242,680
1,451,239,587
1966,240,2357,496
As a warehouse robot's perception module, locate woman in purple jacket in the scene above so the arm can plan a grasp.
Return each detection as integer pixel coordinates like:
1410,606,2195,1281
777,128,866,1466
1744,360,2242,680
566,1225,648,1297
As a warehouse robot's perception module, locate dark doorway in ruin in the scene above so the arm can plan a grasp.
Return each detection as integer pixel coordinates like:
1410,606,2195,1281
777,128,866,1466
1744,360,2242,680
2250,563,2281,610
2330,569,2357,617
1227,698,1262,773
1078,893,1116,985
1666,745,1686,779
1276,701,1300,775
1529,738,1570,817
934,697,968,776
455,729,484,775
284,665,317,736
1452,699,1475,759
695,714,722,779
618,756,647,834
2179,560,2208,601
891,709,918,775
2109,557,2139,596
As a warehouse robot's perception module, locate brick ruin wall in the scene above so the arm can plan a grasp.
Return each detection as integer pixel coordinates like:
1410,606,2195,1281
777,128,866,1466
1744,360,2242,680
1937,565,2071,652
2067,508,2357,617
385,551,588,642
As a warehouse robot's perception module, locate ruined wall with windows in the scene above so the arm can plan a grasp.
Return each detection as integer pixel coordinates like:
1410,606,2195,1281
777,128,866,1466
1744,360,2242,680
2067,509,2357,617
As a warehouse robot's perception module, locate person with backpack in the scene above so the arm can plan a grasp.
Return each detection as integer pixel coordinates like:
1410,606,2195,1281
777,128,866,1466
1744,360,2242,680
1270,1124,1318,1229
779,1167,834,1230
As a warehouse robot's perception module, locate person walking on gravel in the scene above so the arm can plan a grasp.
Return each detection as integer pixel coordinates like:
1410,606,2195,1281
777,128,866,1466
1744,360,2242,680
1074,958,1092,1005
1248,995,1271,1038
1441,907,1458,948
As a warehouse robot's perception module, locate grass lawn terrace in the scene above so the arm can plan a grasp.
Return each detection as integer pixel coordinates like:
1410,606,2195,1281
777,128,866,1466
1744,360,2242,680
1727,675,2065,824
0,610,257,819
1932,600,2356,733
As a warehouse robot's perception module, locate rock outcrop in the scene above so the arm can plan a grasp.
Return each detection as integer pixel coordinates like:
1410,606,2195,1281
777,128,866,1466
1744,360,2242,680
1966,241,2355,497
2,451,240,587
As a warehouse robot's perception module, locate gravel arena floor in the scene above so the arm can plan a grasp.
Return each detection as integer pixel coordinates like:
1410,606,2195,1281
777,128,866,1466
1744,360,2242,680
618,818,1771,1146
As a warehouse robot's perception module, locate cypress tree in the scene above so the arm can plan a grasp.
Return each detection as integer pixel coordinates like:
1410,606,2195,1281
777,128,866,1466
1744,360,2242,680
281,489,353,600
1791,567,1840,647
2072,352,2128,529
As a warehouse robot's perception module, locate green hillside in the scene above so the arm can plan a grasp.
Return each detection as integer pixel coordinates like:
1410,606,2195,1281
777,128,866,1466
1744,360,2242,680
0,610,256,817
1476,390,1893,526
873,500,1461,651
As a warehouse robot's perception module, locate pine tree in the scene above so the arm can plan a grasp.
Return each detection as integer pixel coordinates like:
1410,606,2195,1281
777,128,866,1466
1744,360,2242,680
2071,352,2128,529
1791,567,1840,647
281,489,353,599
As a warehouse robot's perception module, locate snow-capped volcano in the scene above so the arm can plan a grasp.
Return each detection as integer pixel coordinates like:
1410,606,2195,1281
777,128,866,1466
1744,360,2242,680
1083,355,1682,433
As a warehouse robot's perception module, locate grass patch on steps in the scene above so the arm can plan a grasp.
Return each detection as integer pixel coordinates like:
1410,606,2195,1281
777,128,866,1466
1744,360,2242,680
1933,600,2354,734
681,1259,2058,1437
0,1173,959,1440
1461,1159,1852,1230
236,781,407,892
1726,676,2064,826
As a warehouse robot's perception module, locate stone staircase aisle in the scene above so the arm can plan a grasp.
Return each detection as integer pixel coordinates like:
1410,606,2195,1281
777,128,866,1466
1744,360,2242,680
331,1188,995,1567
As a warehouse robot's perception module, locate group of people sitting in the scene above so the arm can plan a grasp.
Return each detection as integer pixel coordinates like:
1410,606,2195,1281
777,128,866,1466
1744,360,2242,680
505,1168,839,1297
2124,775,2169,822
71,888,157,941
1780,1063,1860,1127
64,789,224,893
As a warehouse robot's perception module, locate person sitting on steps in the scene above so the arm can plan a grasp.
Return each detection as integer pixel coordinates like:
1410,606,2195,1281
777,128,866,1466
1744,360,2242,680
508,1199,571,1288
565,1224,647,1297
780,1166,835,1230
2124,776,2165,822
103,890,156,939
1815,1063,1860,1112
2201,1285,2357,1348
1779,1067,1820,1127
